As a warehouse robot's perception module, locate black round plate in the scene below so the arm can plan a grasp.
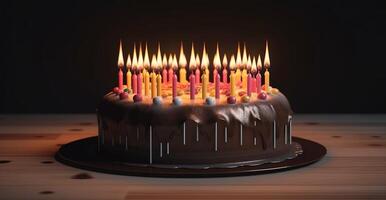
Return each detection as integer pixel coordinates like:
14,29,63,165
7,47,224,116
55,136,326,178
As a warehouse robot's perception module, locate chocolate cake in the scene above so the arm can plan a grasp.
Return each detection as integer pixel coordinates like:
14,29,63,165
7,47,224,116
97,87,301,169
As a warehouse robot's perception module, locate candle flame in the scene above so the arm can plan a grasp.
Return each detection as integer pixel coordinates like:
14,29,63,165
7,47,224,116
247,54,252,70
251,56,257,74
132,44,138,70
213,43,221,70
138,43,143,71
151,54,157,71
168,54,173,68
189,43,196,70
195,54,200,68
172,54,178,71
143,43,150,69
179,42,187,68
264,41,270,68
162,54,168,68
117,40,124,68
229,54,236,71
157,43,162,68
236,43,242,69
257,54,262,70
242,43,248,68
126,53,131,69
222,54,228,69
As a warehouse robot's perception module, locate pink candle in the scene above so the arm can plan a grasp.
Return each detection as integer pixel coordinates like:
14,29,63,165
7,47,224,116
222,68,228,84
195,68,200,84
252,77,257,92
215,74,220,99
137,72,143,96
168,68,173,84
256,72,262,94
118,68,123,90
132,73,137,94
172,72,177,98
162,68,168,84
247,73,252,96
213,69,218,84
189,73,195,100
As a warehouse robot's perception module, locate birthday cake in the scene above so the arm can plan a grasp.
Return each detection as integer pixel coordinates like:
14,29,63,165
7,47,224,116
97,42,301,169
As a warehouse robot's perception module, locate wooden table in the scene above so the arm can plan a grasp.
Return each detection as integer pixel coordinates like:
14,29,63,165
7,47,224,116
0,114,385,200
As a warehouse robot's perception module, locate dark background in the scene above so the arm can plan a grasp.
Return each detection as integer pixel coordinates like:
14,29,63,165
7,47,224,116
2,0,386,113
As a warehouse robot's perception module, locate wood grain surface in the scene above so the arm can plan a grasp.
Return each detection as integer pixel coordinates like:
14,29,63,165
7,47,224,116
0,114,385,200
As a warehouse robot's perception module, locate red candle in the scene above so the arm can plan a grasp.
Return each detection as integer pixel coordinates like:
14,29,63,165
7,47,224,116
118,68,123,90
132,73,137,94
252,77,257,92
256,73,261,94
137,72,143,96
213,69,218,84
222,54,228,84
168,68,173,84
189,73,195,100
195,69,200,84
247,73,252,96
215,74,220,99
162,68,168,84
172,72,177,98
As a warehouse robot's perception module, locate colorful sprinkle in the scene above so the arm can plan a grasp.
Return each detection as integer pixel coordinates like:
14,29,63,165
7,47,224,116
173,97,182,106
227,96,236,104
241,95,250,103
153,96,163,105
258,92,267,100
119,92,129,100
133,94,143,102
205,97,216,105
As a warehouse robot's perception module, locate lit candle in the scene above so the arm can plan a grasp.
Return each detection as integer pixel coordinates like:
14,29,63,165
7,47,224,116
189,44,196,100
150,54,157,98
162,54,168,84
179,42,187,84
117,40,124,90
143,44,150,96
229,55,236,96
213,44,221,85
137,46,143,97
195,54,200,84
241,43,248,90
264,41,271,93
132,44,138,94
222,54,228,84
257,54,263,94
156,53,162,96
172,54,178,98
246,54,252,96
168,54,173,84
235,43,242,83
201,44,210,85
126,53,132,92
251,56,257,93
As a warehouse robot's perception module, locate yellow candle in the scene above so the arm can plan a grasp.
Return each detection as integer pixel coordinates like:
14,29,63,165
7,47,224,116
202,72,207,99
230,71,236,96
144,71,150,96
156,73,161,96
235,69,241,83
179,42,187,83
126,71,132,92
264,69,270,93
264,41,271,93
205,67,209,83
151,72,156,98
179,68,186,84
242,69,247,89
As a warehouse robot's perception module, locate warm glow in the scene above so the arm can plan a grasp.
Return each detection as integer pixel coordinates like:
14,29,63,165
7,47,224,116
247,55,252,70
126,53,131,69
242,43,248,68
189,43,196,71
117,40,124,68
168,54,173,67
229,55,236,71
157,44,162,68
138,43,144,70
222,54,228,69
213,43,221,70
236,43,242,68
251,56,257,74
195,54,200,68
151,54,157,71
257,54,262,70
179,42,187,68
201,43,209,70
162,54,168,68
132,44,138,70
264,41,270,68
172,54,178,71
143,43,150,69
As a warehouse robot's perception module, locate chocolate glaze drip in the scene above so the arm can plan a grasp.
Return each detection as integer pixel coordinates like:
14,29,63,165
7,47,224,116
97,92,301,168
